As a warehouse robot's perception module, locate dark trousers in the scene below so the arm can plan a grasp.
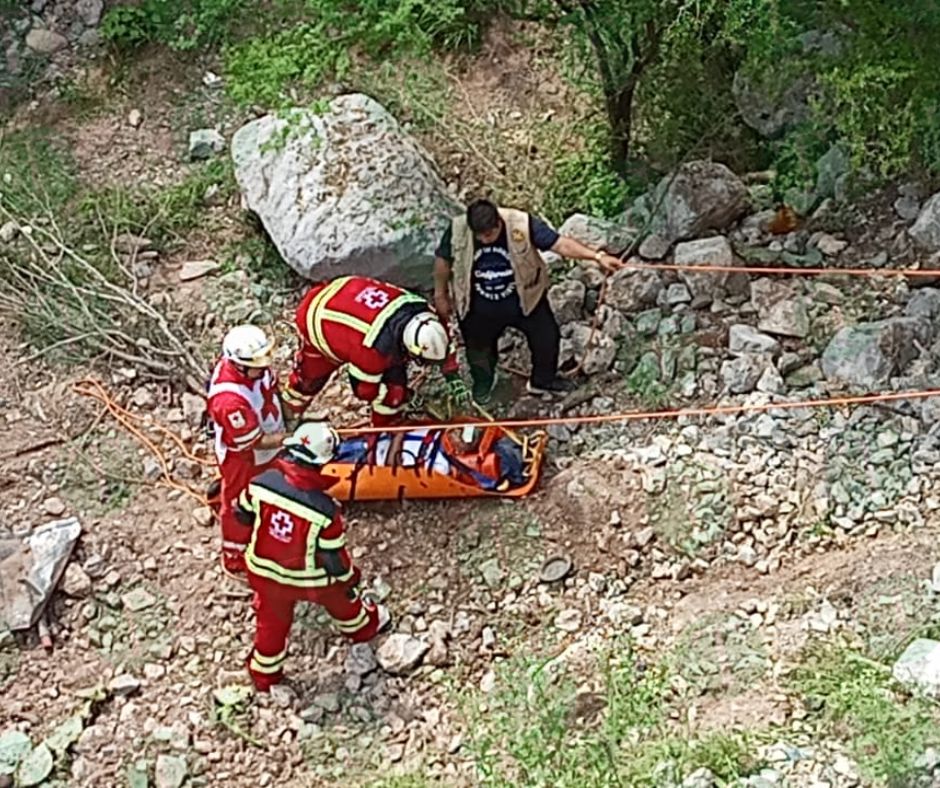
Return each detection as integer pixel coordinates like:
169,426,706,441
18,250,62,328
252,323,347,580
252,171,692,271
458,295,560,391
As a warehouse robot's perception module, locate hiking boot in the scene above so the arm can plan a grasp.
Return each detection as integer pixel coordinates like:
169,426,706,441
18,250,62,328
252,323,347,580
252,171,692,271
472,379,494,405
526,377,576,396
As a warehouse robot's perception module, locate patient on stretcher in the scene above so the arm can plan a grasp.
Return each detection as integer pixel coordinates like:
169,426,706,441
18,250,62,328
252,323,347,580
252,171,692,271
333,426,526,491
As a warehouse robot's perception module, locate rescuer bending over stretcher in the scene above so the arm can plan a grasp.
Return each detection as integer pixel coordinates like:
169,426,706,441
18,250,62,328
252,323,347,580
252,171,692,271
282,275,469,426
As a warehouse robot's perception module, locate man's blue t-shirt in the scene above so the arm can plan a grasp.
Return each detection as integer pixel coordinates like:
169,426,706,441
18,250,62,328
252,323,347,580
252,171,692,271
436,215,559,307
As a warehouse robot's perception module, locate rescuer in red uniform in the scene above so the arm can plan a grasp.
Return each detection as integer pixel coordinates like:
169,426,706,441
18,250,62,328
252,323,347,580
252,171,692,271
282,275,467,425
235,421,391,691
206,325,286,575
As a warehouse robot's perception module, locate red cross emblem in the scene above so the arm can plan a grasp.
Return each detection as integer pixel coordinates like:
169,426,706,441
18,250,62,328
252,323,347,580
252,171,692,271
260,382,280,422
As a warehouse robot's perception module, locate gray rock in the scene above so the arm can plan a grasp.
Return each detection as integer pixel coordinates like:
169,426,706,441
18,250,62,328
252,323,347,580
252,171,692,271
732,71,813,138
905,288,940,329
666,283,691,305
785,363,823,388
0,222,18,243
728,324,780,356
25,29,68,54
479,557,503,589
757,365,785,394
559,323,616,375
548,279,585,325
682,767,717,788
188,129,225,161
345,643,378,676
155,754,187,788
42,496,66,516
77,28,102,48
605,266,663,313
232,96,460,286
122,587,156,612
638,232,671,260
635,161,749,244
76,0,104,26
815,233,848,256
62,563,92,597
895,194,922,222
751,279,810,338
376,634,429,674
911,192,940,252
554,608,582,633
179,260,219,281
721,355,765,394
674,236,748,303
821,317,927,387
108,674,141,696
557,213,634,252
815,145,850,202
893,639,940,697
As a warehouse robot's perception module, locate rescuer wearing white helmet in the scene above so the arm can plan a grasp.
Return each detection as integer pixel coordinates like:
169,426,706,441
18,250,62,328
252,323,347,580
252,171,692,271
283,276,470,426
207,324,287,575
235,421,391,691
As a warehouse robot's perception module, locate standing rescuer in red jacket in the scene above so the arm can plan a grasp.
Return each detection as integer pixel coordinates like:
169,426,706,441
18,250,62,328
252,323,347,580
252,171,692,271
206,325,287,576
236,421,391,692
282,275,468,425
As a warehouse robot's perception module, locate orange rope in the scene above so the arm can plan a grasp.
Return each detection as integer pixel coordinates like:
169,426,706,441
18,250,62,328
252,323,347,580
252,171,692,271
621,260,940,278
73,379,210,505
335,387,940,436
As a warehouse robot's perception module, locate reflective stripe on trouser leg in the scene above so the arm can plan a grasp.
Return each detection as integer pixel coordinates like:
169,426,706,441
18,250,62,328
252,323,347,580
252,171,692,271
333,608,369,634
249,646,287,674
316,582,380,642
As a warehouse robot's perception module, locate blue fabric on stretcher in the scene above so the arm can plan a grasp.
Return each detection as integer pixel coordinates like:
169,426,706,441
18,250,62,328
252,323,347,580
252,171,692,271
331,434,527,490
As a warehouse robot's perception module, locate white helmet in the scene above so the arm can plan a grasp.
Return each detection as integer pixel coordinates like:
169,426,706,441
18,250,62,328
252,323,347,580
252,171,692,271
283,422,339,466
222,325,274,368
402,312,448,362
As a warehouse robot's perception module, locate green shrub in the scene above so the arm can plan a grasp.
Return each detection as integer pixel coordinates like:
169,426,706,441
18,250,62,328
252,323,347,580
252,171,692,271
223,0,486,107
101,0,252,51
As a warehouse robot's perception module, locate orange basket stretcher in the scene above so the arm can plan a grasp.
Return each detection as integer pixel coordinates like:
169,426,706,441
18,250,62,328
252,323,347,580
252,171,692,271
205,422,547,508
323,422,547,502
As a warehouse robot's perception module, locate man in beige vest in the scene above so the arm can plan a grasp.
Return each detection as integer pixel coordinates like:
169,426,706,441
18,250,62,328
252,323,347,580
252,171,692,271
433,199,622,403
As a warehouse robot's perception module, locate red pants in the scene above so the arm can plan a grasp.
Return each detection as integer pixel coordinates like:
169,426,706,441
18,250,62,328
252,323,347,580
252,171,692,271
287,341,404,427
246,574,381,691
285,341,340,414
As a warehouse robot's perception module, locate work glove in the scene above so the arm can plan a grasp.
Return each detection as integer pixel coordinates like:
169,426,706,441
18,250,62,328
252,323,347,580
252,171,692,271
445,374,472,409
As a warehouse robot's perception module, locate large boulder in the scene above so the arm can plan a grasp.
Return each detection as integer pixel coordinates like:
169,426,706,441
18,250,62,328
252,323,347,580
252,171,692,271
231,95,461,286
910,192,940,252
821,317,930,387
673,236,749,304
631,161,749,245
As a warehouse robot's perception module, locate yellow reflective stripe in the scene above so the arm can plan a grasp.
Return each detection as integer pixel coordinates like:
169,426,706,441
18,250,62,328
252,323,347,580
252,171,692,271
237,489,256,513
252,647,287,666
318,533,346,550
306,277,349,362
372,383,404,414
346,363,383,384
246,552,329,582
321,308,370,334
245,557,335,588
361,293,427,348
247,485,334,529
333,608,368,632
250,650,287,674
